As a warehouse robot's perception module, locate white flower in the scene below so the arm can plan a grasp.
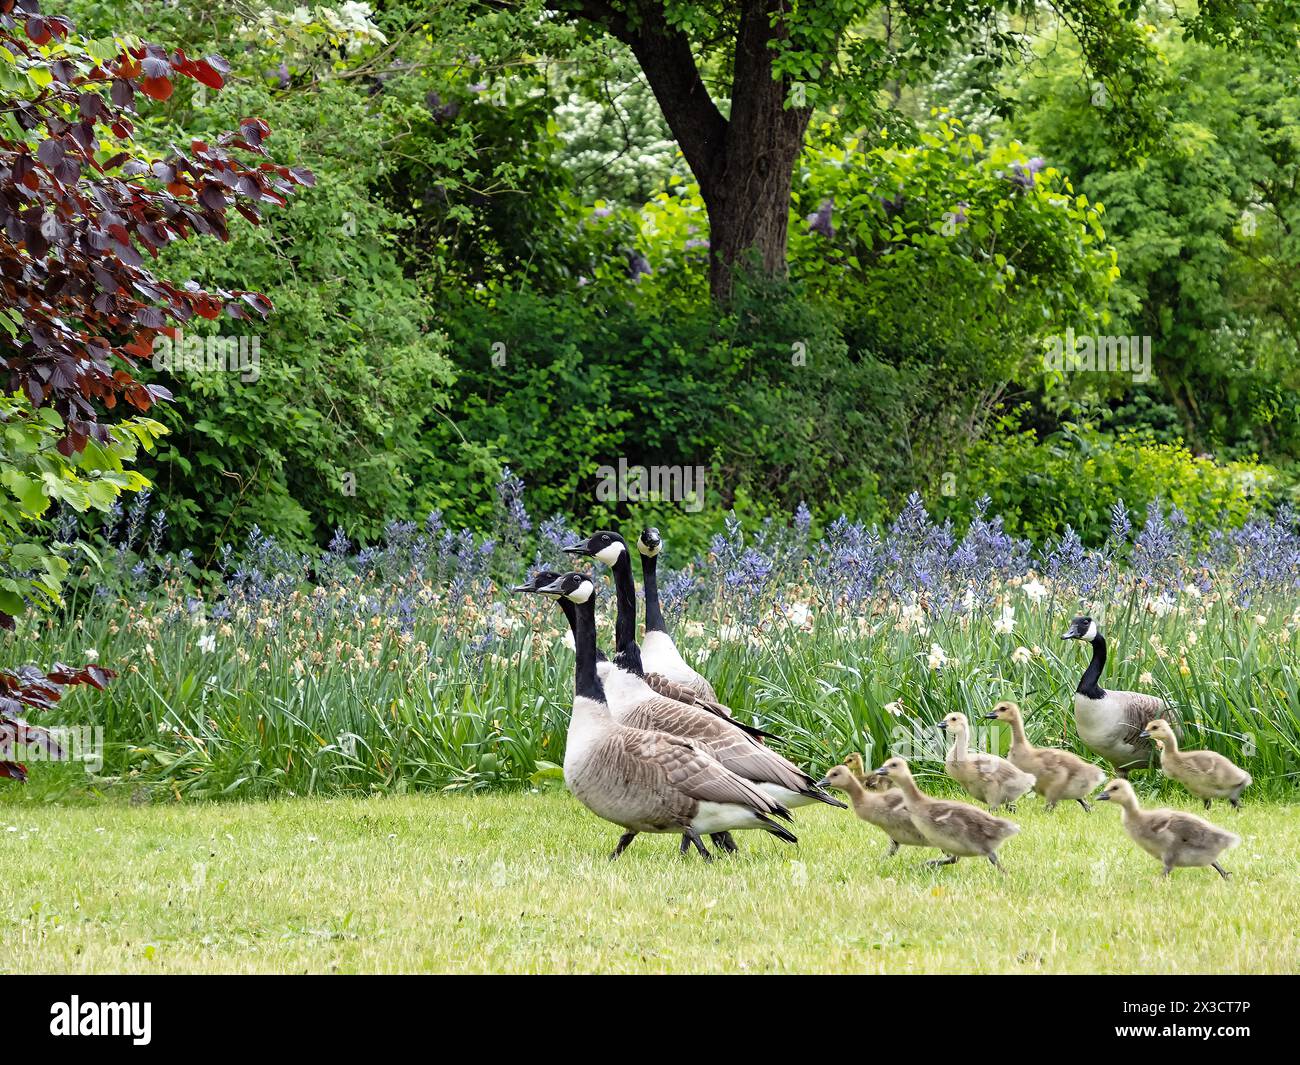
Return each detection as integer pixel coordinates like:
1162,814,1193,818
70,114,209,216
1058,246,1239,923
883,699,905,717
84,648,99,661
1254,614,1268,626
961,588,978,611
719,625,745,643
899,600,926,630
926,643,949,670
683,621,706,638
560,630,575,651
198,634,216,654
993,605,1015,635
1021,579,1048,602
1011,645,1033,666
1146,593,1177,617
782,602,812,628
1182,584,1202,599
1139,671,1155,685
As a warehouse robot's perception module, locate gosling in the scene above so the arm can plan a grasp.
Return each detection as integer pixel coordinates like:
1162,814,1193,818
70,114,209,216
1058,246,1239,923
842,751,870,785
939,712,1036,810
1096,778,1240,879
874,757,1019,872
818,764,930,857
1142,719,1252,810
984,701,1105,811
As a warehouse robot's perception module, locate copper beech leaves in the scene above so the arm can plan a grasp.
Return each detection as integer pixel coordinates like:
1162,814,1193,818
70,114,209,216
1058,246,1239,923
0,0,313,455
0,662,116,781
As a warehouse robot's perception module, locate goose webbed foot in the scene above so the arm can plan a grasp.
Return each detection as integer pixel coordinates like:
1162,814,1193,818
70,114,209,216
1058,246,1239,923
1212,862,1232,880
610,831,638,861
710,832,739,854
925,855,959,867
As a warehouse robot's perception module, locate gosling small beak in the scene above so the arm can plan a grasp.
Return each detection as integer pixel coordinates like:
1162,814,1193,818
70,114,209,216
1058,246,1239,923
1096,792,1111,801
1138,730,1150,738
815,777,831,789
937,721,948,731
873,766,889,777
984,712,999,720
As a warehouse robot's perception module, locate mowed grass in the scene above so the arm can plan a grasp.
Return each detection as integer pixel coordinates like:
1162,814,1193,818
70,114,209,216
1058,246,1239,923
3,788,1298,974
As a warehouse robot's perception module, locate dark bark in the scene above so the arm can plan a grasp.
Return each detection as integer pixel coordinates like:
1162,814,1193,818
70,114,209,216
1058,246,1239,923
562,0,815,301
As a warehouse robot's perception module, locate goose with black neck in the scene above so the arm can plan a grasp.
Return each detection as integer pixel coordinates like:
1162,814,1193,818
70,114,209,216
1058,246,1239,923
1061,615,1174,777
512,570,798,860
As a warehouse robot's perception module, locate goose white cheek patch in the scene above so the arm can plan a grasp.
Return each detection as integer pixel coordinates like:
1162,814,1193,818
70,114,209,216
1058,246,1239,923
567,580,595,604
594,542,626,565
1084,620,1098,641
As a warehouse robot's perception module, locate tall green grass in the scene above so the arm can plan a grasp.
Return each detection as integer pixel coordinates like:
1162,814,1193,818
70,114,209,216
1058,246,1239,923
7,576,1299,801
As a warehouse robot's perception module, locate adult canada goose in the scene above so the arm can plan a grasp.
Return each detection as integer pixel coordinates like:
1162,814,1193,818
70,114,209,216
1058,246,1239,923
1061,615,1176,776
565,531,844,851
568,529,739,723
984,701,1105,811
1096,778,1240,879
874,757,1019,872
634,526,725,706
512,571,796,860
817,764,930,857
1141,719,1252,810
938,712,1036,810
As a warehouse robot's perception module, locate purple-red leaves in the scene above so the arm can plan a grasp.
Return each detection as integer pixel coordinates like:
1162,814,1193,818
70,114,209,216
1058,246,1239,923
0,663,118,781
0,20,314,455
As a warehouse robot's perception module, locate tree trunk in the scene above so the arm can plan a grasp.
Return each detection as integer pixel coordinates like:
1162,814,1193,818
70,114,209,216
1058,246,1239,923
570,0,813,302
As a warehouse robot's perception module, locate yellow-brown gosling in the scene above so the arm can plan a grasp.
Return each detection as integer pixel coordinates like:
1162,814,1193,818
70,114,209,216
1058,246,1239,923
874,757,1020,872
939,711,1036,810
842,751,870,785
1141,719,1252,810
817,764,931,857
984,701,1105,811
1096,779,1240,879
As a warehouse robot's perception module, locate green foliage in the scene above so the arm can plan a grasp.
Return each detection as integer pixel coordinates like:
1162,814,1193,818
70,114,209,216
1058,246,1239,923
955,418,1279,544
0,394,163,620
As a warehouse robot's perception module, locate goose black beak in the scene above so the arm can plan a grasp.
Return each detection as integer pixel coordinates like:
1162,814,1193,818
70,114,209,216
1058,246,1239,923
563,542,592,556
1060,631,1079,640
509,583,535,594
536,576,569,594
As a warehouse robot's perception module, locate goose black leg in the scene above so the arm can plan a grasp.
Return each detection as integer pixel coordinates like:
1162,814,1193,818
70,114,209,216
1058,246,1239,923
987,852,1005,874
679,834,690,855
684,828,713,861
1212,862,1231,880
1230,796,1242,810
1076,798,1092,812
1204,798,1212,811
710,832,739,854
610,831,638,861
925,855,958,867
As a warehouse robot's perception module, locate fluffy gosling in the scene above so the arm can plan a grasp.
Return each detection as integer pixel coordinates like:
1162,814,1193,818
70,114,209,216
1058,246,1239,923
939,712,1036,810
984,701,1105,811
874,757,1019,872
1096,778,1240,879
1142,719,1252,810
818,764,930,857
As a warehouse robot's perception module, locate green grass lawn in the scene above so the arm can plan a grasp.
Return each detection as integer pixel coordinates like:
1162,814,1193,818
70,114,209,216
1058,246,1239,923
2,789,1297,974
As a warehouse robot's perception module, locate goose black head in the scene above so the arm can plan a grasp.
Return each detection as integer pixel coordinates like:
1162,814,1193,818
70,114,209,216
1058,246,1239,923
510,569,563,595
514,570,597,604
1061,615,1098,642
636,527,662,556
564,530,627,567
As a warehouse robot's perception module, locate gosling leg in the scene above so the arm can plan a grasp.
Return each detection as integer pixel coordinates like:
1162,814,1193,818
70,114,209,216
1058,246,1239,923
710,832,739,854
684,828,713,862
925,855,959,867
987,852,1006,874
1212,862,1232,880
1204,798,1212,811
1076,798,1092,812
886,840,900,857
610,831,638,861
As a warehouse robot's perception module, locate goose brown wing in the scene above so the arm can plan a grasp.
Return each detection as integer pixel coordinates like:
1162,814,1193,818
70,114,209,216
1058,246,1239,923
622,697,812,793
1120,691,1171,739
629,730,784,814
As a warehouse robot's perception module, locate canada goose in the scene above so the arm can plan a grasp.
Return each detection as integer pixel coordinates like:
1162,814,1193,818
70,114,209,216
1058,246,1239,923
513,571,797,860
565,531,844,849
1061,616,1176,776
873,757,1019,871
938,712,1036,810
1096,778,1240,879
984,701,1105,811
1141,719,1251,810
817,764,930,856
632,526,724,705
